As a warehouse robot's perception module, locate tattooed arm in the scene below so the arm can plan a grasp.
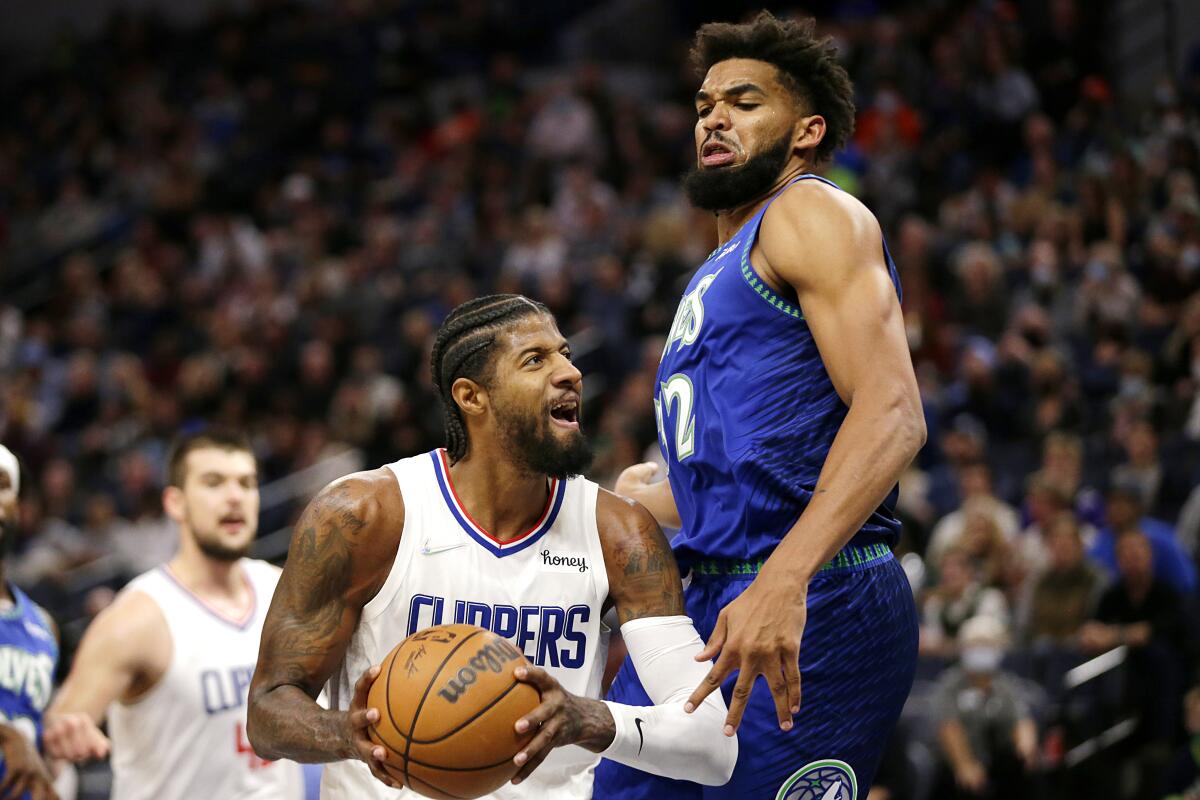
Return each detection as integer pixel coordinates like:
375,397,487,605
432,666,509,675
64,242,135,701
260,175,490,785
599,489,686,623
246,469,402,772
508,490,735,787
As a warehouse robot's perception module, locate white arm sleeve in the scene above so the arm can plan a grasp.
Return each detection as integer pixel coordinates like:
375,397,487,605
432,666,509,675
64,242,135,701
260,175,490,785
599,615,737,785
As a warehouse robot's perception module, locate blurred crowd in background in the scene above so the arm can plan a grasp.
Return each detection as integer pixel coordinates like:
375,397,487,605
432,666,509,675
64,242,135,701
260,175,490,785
2,0,1200,798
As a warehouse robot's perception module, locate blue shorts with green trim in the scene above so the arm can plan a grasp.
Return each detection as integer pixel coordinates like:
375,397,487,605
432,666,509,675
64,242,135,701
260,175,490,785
594,545,918,799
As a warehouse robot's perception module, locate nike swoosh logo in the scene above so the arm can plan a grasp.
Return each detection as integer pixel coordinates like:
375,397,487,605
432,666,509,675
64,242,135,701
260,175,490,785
420,542,466,555
634,717,645,757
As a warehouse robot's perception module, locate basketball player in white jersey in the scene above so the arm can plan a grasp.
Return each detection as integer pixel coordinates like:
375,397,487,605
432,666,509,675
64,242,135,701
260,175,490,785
247,295,737,799
42,430,302,800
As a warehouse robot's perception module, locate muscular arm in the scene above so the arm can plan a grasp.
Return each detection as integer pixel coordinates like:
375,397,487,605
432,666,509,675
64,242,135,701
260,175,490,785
600,490,686,623
246,469,401,762
756,181,926,581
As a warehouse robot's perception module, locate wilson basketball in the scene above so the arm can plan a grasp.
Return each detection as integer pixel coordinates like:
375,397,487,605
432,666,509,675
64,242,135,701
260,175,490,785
366,623,541,799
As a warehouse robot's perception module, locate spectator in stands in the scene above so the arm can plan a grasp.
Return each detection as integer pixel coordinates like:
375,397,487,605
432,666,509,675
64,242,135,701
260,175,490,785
1019,512,1105,645
1088,481,1197,596
958,501,1013,589
1081,530,1198,784
921,547,1009,660
1039,430,1105,530
927,462,1021,567
1012,471,1078,586
933,615,1039,800
1111,419,1190,522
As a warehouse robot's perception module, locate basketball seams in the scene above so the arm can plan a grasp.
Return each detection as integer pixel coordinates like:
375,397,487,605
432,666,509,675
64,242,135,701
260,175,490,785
401,628,486,787
406,769,475,800
410,677,527,744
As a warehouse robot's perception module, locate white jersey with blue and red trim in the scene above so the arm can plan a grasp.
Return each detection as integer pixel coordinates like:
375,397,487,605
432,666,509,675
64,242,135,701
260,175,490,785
321,449,610,800
107,559,304,800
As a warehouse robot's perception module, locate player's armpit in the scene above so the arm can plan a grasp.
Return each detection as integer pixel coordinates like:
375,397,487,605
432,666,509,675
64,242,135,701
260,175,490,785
246,468,402,765
597,489,685,625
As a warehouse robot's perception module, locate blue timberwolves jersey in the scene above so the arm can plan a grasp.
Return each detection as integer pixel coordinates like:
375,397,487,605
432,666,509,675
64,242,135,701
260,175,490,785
656,175,902,570
0,585,57,759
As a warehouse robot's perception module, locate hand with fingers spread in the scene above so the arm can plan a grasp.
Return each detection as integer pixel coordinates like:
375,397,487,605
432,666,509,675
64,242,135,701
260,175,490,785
509,665,616,785
41,713,109,763
684,574,807,736
0,725,59,800
341,665,401,790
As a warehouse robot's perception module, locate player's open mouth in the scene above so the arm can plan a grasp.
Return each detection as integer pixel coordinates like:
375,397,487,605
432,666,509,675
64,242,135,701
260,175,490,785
220,514,245,530
549,398,579,429
701,141,736,167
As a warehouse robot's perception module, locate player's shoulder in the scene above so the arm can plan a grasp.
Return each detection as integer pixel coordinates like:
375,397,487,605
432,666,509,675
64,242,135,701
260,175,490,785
305,466,404,531
289,467,405,576
595,488,665,552
88,584,171,654
762,178,882,257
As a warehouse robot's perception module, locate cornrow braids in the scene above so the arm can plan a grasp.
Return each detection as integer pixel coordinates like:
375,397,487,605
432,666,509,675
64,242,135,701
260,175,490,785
430,294,549,463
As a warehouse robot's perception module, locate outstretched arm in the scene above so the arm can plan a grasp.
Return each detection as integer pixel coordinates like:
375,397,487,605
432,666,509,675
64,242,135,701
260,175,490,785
246,469,402,785
614,463,681,530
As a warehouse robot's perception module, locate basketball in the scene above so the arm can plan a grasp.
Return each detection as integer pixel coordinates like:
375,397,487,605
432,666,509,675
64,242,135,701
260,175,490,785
366,623,541,799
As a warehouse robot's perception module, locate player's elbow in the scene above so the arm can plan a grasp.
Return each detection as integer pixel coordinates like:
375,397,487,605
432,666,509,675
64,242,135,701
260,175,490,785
245,690,279,760
697,733,738,786
886,390,926,460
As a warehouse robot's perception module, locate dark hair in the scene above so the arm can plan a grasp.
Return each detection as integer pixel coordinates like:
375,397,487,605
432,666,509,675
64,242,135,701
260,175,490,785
167,429,255,487
430,294,549,464
691,11,855,164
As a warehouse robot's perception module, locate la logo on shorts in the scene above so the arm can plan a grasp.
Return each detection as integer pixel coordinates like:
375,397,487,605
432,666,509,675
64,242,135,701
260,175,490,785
776,759,857,800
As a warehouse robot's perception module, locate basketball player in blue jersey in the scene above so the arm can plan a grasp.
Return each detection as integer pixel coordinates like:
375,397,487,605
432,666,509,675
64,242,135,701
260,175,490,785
0,445,60,800
596,12,925,800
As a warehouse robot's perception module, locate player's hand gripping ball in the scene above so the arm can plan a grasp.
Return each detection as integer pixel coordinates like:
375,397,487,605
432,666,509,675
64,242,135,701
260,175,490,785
365,624,541,799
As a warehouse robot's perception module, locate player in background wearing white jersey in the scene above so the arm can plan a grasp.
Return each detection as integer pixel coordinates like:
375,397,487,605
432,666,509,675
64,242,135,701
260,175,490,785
247,295,737,798
42,430,303,800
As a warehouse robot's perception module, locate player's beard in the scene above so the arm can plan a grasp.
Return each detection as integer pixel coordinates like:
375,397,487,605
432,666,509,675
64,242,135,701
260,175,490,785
186,508,253,563
495,400,593,481
683,131,793,212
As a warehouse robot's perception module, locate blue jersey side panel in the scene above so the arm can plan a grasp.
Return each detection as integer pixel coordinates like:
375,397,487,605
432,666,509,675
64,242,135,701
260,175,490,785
0,585,58,748
655,175,903,569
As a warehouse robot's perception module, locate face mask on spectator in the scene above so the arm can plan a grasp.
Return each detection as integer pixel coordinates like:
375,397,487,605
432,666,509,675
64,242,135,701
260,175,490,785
961,644,1003,673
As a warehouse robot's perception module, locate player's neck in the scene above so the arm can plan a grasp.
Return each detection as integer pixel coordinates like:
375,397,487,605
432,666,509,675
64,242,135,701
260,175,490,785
168,545,247,600
448,452,550,543
713,161,810,244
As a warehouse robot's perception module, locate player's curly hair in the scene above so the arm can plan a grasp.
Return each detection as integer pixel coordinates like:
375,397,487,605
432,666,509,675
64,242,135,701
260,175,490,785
691,11,855,164
430,294,549,464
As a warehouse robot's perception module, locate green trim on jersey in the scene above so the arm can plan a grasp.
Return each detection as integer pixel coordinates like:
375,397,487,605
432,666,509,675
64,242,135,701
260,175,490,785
740,246,803,320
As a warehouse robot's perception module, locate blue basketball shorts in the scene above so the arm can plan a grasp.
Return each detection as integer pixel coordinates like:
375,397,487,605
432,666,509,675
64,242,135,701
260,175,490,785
594,545,918,800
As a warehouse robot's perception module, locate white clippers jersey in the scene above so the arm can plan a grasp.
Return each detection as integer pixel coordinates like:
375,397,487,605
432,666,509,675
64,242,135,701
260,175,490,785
322,449,611,800
108,559,303,800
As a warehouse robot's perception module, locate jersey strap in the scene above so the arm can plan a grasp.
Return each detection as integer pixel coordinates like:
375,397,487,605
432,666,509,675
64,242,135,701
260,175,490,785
429,449,566,558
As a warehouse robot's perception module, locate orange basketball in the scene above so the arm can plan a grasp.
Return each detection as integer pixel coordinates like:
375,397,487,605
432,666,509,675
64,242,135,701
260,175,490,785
366,623,541,799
